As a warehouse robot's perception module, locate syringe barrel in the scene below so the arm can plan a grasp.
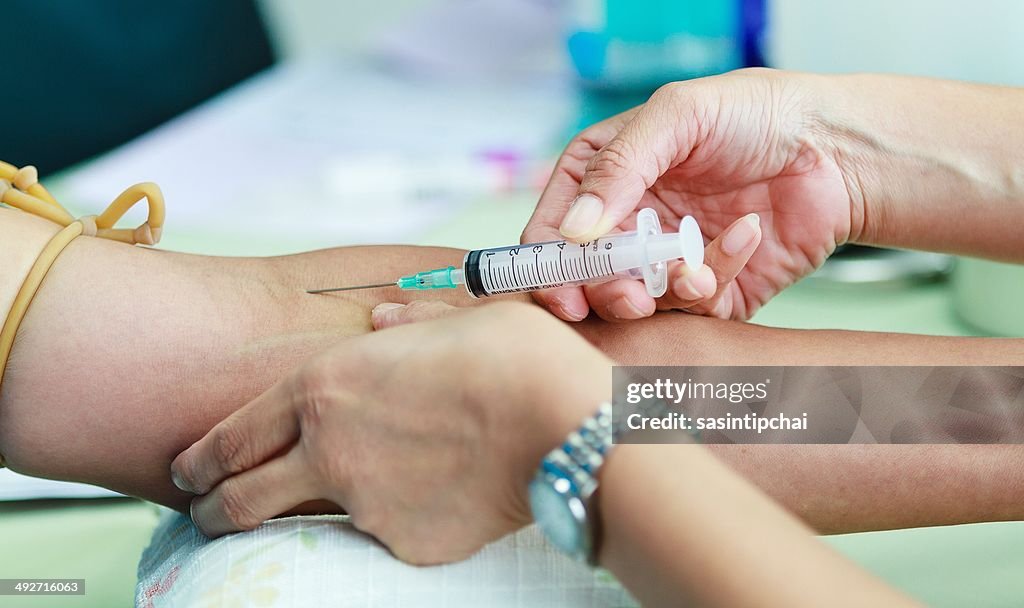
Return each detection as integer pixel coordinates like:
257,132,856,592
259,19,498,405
461,231,650,298
459,208,702,299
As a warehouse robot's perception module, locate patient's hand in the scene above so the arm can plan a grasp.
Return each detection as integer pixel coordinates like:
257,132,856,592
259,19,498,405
0,207,489,509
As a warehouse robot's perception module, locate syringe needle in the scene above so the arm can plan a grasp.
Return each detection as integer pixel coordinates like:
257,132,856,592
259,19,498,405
306,282,396,294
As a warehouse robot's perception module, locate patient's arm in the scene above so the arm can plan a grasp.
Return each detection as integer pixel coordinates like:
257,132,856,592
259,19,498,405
578,315,1024,533
0,207,496,508
2,206,1023,533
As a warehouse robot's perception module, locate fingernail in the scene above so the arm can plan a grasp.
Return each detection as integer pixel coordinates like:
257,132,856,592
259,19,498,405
171,468,194,494
722,213,760,255
561,306,587,322
559,194,604,238
609,296,646,320
672,274,704,300
189,498,210,536
548,297,586,322
371,302,405,329
372,302,405,315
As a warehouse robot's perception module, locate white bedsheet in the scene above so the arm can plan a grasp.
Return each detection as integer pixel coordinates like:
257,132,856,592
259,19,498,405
136,510,637,608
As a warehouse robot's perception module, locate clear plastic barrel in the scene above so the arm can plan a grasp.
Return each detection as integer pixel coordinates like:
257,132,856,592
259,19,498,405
462,209,703,298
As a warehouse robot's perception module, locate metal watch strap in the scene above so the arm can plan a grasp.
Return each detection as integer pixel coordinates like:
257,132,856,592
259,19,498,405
545,402,613,497
540,402,613,564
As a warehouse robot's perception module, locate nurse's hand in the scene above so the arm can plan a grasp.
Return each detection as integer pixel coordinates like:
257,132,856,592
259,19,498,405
170,302,608,565
523,68,857,322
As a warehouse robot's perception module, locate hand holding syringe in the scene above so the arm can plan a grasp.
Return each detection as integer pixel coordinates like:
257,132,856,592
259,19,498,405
308,208,705,298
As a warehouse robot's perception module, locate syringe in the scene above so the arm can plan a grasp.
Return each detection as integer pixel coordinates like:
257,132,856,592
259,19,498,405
307,208,704,298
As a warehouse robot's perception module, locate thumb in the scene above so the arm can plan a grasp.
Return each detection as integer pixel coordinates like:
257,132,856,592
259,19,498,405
371,301,460,330
560,85,700,243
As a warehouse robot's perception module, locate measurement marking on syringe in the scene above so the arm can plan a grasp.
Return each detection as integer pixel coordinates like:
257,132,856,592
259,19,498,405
545,259,558,284
564,255,577,282
536,254,552,284
562,252,573,281
591,248,605,277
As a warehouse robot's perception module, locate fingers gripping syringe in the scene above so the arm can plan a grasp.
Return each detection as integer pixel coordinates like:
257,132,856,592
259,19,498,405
307,208,704,298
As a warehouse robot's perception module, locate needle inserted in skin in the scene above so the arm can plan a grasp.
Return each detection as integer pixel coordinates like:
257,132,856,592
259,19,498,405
306,282,396,294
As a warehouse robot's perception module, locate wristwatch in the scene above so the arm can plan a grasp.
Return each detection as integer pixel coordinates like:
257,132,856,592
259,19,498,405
528,402,613,565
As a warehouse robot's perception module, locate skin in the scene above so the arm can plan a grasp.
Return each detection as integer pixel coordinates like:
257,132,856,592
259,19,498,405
599,443,918,607
0,206,483,507
1,203,1022,531
0,67,1017,605
523,69,1024,321
581,314,1024,533
172,302,919,607
518,67,1024,534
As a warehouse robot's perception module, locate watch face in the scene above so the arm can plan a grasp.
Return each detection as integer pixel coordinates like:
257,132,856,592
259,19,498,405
529,476,586,556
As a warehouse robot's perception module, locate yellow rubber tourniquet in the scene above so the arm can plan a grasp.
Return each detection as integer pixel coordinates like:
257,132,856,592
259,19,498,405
0,161,165,468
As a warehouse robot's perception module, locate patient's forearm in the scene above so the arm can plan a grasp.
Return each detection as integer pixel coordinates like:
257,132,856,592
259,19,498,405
576,311,1023,367
709,443,1024,534
576,313,1024,533
0,209,486,508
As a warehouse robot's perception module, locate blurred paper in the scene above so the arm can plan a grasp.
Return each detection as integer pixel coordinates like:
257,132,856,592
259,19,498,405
59,60,573,255
0,468,120,501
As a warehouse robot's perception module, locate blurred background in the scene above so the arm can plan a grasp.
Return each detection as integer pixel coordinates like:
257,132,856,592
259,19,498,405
5,1,1023,329
2,2,1023,606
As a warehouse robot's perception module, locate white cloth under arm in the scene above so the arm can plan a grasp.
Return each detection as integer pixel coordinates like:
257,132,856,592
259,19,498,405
135,510,637,608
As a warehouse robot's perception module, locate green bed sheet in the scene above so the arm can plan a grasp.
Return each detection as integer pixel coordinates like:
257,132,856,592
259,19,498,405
1,194,1020,607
